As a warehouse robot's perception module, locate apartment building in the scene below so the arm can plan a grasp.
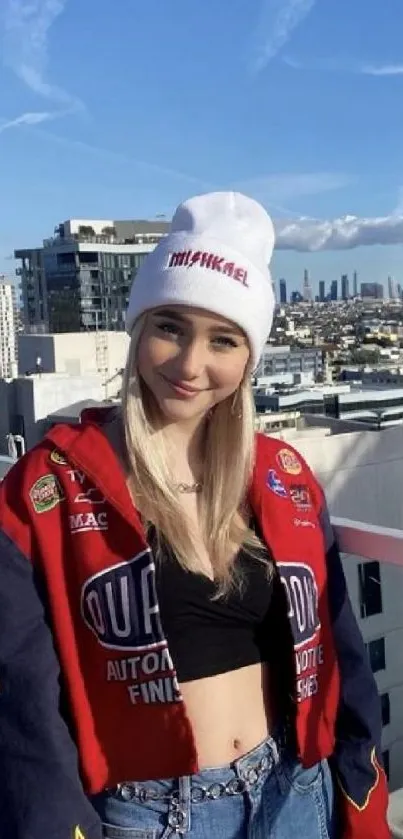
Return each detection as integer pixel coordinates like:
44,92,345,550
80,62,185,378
0,278,17,378
15,217,169,333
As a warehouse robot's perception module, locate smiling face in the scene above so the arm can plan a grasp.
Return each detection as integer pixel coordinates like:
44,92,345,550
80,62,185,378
136,305,251,426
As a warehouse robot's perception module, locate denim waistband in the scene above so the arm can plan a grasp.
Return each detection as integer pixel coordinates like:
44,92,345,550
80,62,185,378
112,730,285,807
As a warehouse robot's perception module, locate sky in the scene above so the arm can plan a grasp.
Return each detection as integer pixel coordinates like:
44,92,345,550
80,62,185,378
1,0,403,295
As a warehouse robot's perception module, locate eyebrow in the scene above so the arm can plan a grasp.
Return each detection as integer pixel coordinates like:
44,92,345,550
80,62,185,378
152,309,244,336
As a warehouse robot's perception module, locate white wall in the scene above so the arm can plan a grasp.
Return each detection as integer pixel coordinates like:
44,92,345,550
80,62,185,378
279,425,403,791
19,332,129,393
14,374,105,449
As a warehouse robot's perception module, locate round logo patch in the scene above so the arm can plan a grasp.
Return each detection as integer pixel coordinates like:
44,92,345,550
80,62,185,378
276,447,302,476
266,469,288,498
50,449,68,466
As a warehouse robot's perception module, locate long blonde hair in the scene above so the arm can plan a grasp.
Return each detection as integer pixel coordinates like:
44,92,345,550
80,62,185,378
121,314,269,594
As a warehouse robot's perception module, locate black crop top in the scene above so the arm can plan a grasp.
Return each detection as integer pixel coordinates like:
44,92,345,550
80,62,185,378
152,531,274,683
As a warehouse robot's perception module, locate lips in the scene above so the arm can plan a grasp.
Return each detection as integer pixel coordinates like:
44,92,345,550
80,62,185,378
161,375,203,397
163,376,201,393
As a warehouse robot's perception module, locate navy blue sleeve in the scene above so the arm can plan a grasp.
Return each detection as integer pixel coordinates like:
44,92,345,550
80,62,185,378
318,503,387,815
0,530,102,839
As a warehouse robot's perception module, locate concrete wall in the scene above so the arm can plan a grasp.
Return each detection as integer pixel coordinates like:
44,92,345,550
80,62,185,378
280,424,403,791
18,332,129,387
12,374,105,449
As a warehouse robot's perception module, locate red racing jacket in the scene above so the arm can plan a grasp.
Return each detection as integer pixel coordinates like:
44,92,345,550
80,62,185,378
0,410,390,839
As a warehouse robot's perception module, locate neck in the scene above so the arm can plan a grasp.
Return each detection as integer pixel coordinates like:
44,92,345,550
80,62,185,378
156,416,208,480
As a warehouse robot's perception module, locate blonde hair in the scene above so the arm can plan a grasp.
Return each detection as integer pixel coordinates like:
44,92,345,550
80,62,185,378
121,314,270,594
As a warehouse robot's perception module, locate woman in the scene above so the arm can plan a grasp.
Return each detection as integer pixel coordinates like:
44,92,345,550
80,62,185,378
0,192,389,839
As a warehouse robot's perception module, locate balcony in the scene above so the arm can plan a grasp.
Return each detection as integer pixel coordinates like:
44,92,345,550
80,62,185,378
331,517,403,838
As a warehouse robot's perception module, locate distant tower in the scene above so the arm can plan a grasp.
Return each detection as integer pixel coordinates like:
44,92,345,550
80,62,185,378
388,275,397,301
353,270,358,298
341,274,349,301
330,279,338,301
303,269,313,303
319,280,325,302
279,278,287,304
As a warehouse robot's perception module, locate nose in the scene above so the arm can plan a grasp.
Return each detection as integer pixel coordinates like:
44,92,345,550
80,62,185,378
175,338,206,380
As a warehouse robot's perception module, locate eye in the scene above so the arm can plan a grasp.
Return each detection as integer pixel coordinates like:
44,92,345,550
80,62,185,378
212,335,239,349
155,321,181,336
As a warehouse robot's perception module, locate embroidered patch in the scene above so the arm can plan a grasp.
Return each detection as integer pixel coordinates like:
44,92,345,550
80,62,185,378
276,448,302,476
289,483,312,511
29,474,65,513
69,511,108,533
266,469,288,498
49,448,68,466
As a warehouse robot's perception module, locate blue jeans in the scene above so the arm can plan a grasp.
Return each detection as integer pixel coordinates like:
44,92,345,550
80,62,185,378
91,734,336,838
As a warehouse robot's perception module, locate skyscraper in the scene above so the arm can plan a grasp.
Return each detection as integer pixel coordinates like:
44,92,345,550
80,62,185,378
353,271,358,298
341,274,349,301
319,280,325,302
279,278,287,304
330,280,338,301
361,283,384,300
303,269,313,303
388,275,397,301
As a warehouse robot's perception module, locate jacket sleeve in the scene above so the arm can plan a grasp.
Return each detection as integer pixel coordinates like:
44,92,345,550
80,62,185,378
315,489,390,839
0,483,102,838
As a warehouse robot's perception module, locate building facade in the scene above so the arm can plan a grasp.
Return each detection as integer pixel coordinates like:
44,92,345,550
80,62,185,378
0,279,17,379
255,345,323,382
275,421,403,791
15,218,169,333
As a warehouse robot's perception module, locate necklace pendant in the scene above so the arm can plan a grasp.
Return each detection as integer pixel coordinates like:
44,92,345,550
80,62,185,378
177,482,203,494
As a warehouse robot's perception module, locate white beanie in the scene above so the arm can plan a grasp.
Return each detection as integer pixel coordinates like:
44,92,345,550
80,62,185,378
126,191,276,367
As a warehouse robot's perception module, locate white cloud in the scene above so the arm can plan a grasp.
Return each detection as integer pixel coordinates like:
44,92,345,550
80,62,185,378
0,110,60,135
275,215,403,251
359,63,403,77
250,0,316,73
1,0,83,112
283,54,403,78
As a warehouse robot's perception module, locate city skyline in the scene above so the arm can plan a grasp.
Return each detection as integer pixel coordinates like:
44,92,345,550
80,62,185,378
1,0,403,282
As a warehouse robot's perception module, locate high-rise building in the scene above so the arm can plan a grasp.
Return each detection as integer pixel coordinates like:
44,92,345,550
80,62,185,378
279,278,287,304
398,284,402,300
291,291,303,303
319,280,325,302
353,271,358,298
302,269,313,303
360,283,384,300
341,274,349,301
0,278,17,378
330,280,338,301
15,218,169,333
388,276,397,301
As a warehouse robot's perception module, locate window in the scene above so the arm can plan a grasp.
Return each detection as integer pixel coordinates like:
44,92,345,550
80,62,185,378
380,693,390,727
358,561,382,618
366,637,386,673
382,750,390,781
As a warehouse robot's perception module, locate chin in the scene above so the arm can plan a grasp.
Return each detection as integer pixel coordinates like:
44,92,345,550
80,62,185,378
157,397,210,423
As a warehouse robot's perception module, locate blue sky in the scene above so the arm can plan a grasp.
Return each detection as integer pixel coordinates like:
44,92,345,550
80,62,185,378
1,0,403,296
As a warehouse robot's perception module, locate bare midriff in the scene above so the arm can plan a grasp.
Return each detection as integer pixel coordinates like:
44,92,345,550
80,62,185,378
179,662,274,769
